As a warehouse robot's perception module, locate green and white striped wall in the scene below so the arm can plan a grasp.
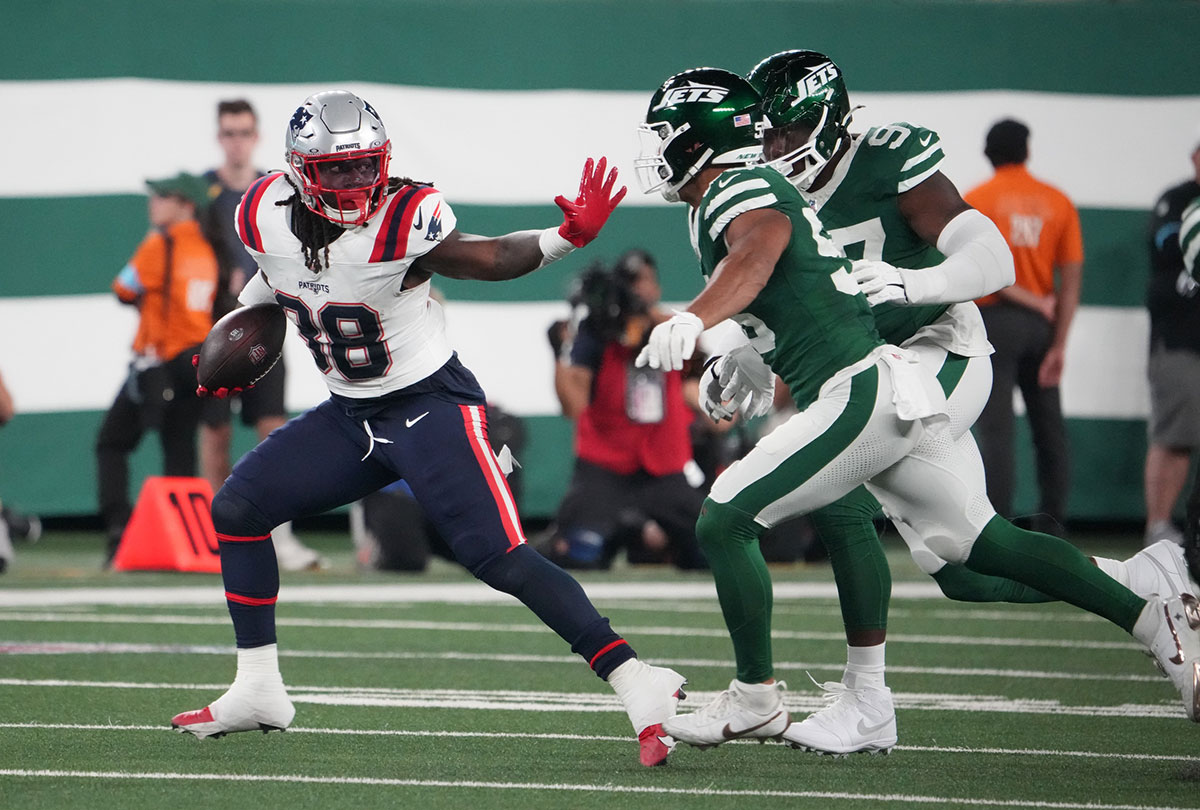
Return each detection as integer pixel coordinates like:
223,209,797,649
3,0,1199,520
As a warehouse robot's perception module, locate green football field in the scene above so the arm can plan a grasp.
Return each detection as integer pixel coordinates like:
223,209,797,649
2,530,1199,809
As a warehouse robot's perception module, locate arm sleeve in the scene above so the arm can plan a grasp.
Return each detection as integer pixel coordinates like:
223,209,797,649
897,208,1016,305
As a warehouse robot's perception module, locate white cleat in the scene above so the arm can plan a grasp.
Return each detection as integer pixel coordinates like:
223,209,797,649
662,680,790,750
1122,540,1199,601
1135,594,1200,721
171,676,296,739
782,681,897,755
610,659,688,767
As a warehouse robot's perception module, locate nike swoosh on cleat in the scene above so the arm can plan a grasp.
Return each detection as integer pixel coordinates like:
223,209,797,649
855,717,892,737
405,412,430,428
721,711,784,740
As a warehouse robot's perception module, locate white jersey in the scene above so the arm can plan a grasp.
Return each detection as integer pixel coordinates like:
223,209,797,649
235,173,458,398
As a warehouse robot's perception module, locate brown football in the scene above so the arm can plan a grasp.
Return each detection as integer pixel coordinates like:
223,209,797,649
196,304,287,391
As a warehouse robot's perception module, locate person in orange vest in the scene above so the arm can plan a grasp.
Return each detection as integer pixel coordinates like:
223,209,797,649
96,172,218,566
966,120,1083,537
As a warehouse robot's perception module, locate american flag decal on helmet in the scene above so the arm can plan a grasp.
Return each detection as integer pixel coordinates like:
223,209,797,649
733,113,752,127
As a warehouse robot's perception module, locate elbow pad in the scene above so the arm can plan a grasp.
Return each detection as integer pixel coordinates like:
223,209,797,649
898,209,1015,305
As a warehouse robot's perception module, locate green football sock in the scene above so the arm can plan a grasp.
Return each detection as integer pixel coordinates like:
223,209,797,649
932,562,1055,603
810,486,890,633
966,515,1144,630
695,497,774,683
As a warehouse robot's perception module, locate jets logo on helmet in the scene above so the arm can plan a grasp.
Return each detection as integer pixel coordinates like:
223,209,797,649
651,82,731,112
747,50,855,191
800,63,841,99
635,68,762,203
284,90,393,228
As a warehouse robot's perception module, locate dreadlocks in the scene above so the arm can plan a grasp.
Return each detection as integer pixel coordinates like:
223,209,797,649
277,176,432,272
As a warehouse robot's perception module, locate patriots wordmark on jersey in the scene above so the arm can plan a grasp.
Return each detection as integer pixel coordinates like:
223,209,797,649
234,173,458,398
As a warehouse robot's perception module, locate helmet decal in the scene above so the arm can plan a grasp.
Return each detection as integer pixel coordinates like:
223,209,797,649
636,68,762,202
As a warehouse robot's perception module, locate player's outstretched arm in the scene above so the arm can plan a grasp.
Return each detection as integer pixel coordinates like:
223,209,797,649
858,171,1014,306
413,157,626,283
637,208,789,370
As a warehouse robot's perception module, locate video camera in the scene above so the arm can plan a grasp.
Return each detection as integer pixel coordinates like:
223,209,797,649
567,257,649,343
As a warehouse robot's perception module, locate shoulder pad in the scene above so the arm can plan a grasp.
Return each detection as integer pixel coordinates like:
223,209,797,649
700,167,788,241
370,185,443,263
236,172,289,253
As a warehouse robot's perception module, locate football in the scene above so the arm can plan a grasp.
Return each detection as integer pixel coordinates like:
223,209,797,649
196,303,287,392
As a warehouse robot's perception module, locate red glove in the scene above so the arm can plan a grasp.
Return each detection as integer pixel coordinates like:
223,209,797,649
554,156,627,248
192,354,247,399
196,384,245,399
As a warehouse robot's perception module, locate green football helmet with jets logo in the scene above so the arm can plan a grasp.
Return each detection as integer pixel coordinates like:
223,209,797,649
635,67,763,202
747,50,854,190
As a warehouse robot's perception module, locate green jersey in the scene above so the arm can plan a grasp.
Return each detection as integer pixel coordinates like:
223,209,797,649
804,122,950,344
689,165,881,409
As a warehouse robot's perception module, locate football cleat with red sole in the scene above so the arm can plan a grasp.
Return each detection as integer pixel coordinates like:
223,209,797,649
171,678,295,739
638,719,680,767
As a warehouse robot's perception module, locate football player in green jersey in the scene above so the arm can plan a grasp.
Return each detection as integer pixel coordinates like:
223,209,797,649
747,49,1197,754
633,65,1200,753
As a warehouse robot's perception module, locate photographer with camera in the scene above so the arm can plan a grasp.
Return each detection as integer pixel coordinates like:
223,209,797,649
545,250,708,570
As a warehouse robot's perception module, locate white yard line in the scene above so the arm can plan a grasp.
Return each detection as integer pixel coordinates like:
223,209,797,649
0,722,1194,764
0,768,1189,810
0,641,1162,682
0,611,1143,651
0,581,943,607
0,679,1181,719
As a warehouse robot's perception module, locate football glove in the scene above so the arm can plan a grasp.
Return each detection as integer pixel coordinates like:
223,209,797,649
700,345,775,421
850,259,908,306
635,310,703,371
554,156,627,248
192,354,248,399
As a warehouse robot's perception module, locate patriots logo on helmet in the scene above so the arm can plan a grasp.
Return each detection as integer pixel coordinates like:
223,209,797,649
363,100,381,119
289,107,313,134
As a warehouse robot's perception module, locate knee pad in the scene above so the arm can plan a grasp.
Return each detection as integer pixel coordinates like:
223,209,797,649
695,498,761,553
210,486,274,537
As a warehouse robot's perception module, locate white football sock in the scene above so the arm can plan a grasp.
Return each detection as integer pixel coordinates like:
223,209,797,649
843,642,887,690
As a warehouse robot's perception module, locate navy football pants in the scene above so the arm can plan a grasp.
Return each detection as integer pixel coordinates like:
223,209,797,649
211,361,634,678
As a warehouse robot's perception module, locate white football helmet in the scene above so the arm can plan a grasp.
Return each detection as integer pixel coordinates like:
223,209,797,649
285,90,392,227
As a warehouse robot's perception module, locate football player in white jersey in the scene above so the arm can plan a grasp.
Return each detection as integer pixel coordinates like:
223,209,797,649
171,91,687,768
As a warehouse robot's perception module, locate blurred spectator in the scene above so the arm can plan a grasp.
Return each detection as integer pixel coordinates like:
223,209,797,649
0,368,41,573
545,250,707,570
96,173,218,566
966,119,1083,536
196,99,321,571
1142,132,1200,546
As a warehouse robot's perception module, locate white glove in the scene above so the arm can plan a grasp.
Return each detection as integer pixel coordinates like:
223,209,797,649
635,310,703,371
699,357,737,421
720,344,775,419
851,259,908,306
699,345,775,421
